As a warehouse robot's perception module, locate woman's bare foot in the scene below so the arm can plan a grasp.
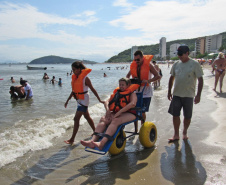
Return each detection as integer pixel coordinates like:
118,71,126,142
64,139,74,145
80,140,95,149
92,141,104,150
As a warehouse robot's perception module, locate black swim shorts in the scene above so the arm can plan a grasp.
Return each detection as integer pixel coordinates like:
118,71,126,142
142,97,152,112
19,94,26,99
168,96,193,119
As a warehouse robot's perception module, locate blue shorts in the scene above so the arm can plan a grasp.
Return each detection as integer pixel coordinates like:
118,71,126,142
142,97,152,112
77,105,88,113
168,96,193,119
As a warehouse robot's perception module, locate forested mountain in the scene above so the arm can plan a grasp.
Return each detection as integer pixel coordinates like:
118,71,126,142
105,31,226,63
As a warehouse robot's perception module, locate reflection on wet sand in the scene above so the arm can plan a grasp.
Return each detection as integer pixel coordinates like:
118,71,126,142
160,140,207,185
11,143,90,185
66,139,155,184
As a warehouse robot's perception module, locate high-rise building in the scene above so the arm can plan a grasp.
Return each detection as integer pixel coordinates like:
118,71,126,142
205,34,222,53
170,43,181,58
195,34,222,55
131,46,138,60
159,37,166,59
195,37,205,54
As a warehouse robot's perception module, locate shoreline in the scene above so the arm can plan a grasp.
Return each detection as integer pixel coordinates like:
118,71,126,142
1,63,226,184
203,64,226,149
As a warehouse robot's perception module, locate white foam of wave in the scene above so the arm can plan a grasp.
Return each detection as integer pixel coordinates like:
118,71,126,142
0,102,105,168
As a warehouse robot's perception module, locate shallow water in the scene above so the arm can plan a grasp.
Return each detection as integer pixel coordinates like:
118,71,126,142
0,63,131,167
1,63,226,185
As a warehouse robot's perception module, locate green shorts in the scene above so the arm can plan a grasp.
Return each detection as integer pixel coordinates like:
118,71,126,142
168,96,193,119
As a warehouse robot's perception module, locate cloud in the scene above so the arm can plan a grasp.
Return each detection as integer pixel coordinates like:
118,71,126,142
113,0,134,8
0,2,98,40
0,1,226,63
112,0,136,12
0,33,146,62
0,2,147,62
110,0,226,42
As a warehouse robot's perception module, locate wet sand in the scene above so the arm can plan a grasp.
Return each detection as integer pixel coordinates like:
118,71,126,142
204,73,226,149
2,64,226,185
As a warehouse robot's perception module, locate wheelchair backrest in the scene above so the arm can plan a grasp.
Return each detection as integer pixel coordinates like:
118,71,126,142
134,83,147,116
136,92,143,108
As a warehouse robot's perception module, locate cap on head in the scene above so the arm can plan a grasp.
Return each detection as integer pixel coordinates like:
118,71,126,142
177,45,189,56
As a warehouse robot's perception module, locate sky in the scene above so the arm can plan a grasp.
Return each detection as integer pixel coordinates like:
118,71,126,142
0,0,226,63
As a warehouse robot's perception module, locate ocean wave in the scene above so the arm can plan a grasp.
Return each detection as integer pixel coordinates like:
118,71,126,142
0,102,106,168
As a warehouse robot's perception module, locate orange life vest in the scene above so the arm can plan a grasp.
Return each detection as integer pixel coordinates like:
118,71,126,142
109,84,140,112
130,55,153,86
71,68,92,100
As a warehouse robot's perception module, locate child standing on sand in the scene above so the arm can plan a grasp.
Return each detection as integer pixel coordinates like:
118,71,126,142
64,61,104,145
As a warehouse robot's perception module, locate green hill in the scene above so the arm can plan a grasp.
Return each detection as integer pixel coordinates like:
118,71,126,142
30,55,97,64
105,31,226,63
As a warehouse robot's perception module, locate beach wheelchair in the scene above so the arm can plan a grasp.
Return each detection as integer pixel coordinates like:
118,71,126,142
85,83,157,155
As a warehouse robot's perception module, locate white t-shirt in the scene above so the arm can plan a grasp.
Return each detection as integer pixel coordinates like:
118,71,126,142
136,72,153,98
24,83,33,98
77,76,89,106
170,58,203,98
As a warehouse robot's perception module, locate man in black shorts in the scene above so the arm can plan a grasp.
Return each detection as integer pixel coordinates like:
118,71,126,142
168,45,203,142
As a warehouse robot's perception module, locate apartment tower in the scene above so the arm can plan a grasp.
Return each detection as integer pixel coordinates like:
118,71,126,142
159,37,166,60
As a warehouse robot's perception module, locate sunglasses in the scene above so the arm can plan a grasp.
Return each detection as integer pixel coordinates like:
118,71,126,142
177,52,185,56
134,58,140,61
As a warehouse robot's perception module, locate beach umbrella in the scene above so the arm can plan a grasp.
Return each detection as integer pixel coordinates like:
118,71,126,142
208,53,217,56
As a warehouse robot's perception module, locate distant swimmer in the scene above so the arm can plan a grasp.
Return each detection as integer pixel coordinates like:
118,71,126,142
50,76,56,84
9,85,25,99
58,78,62,86
11,77,15,83
20,80,33,100
104,73,107,77
64,61,104,145
212,52,226,93
43,73,49,79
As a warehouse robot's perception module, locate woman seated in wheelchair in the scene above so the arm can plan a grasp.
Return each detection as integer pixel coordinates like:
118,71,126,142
80,77,138,150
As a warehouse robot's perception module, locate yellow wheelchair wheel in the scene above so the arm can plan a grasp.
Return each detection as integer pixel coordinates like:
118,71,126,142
139,122,157,148
109,130,126,155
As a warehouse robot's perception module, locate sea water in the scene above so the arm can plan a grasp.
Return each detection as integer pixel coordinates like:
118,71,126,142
0,63,212,169
0,63,136,167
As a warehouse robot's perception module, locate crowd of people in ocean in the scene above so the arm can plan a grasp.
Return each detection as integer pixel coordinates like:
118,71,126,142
9,71,64,100
8,46,226,151
42,73,63,86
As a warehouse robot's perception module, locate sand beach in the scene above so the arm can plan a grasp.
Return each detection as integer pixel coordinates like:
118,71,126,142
204,73,226,149
0,63,226,185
